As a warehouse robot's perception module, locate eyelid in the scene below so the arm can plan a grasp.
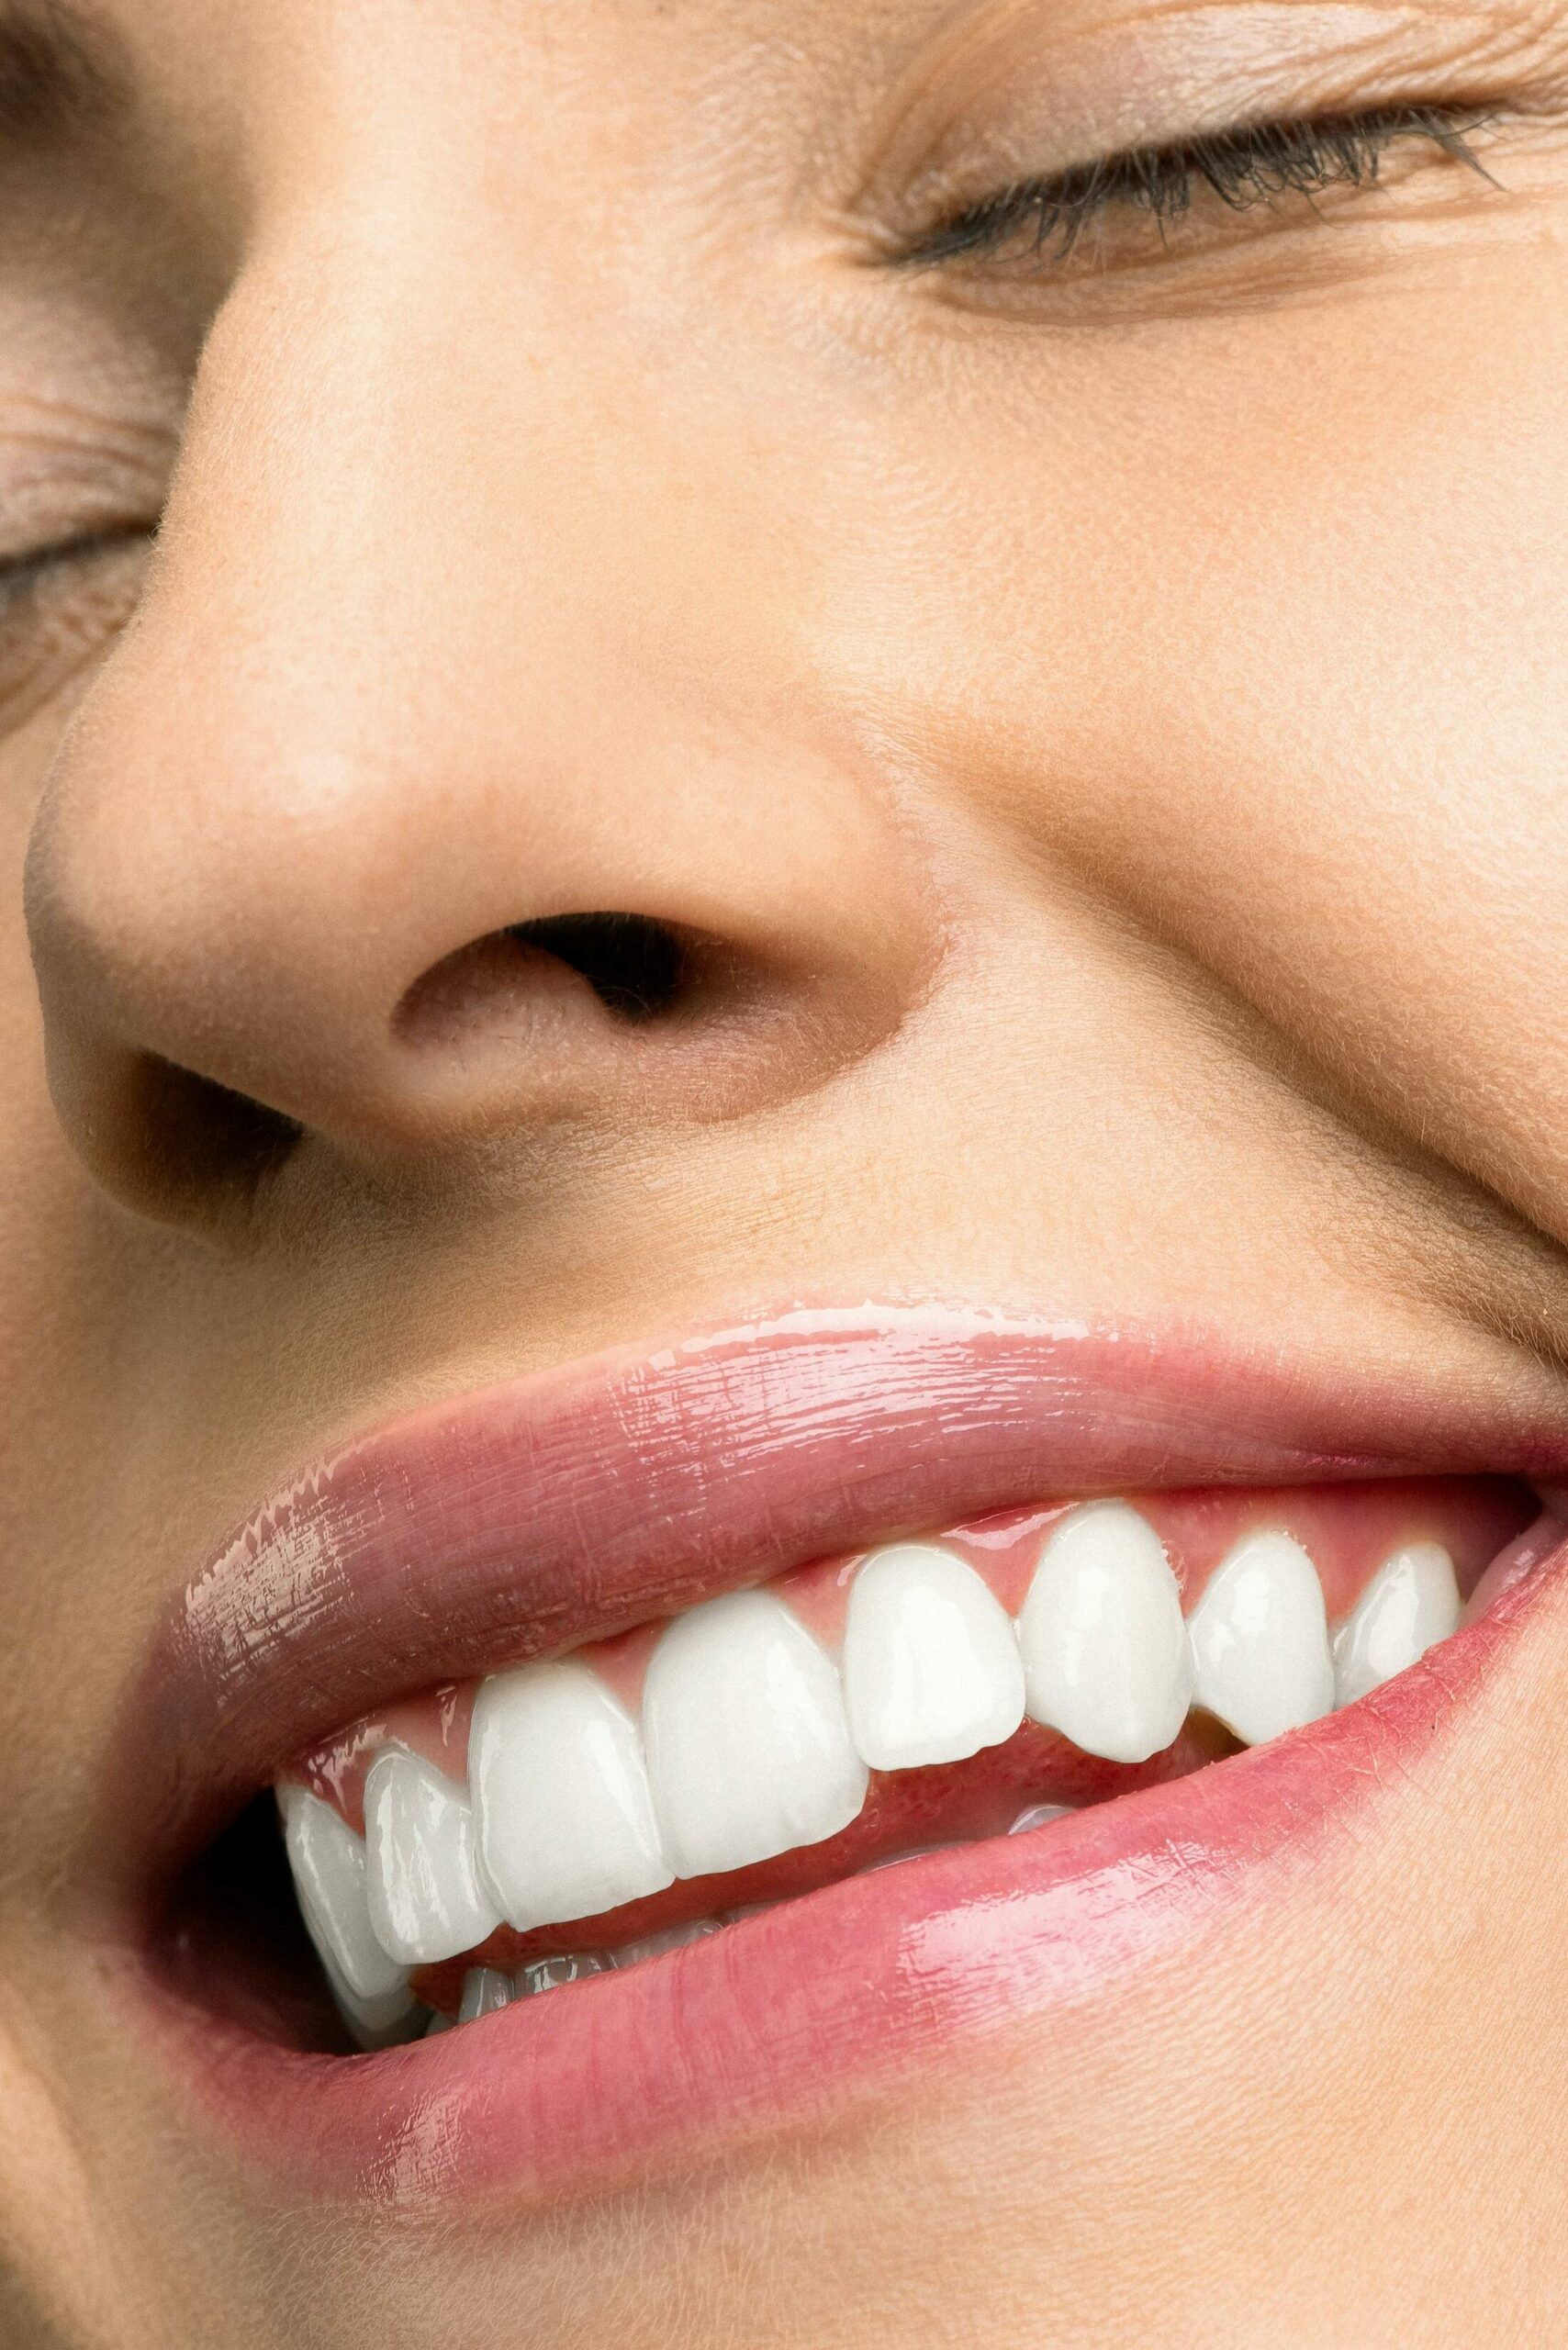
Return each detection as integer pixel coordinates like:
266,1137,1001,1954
853,0,1552,241
895,102,1496,272
0,520,156,588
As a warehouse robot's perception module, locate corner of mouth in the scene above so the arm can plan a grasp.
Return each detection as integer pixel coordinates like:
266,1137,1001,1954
88,1304,1568,2198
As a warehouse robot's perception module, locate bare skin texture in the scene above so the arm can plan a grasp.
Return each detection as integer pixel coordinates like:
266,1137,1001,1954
5,0,1568,2344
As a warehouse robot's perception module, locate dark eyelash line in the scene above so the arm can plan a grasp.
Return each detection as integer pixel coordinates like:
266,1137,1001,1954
0,520,157,599
901,105,1497,271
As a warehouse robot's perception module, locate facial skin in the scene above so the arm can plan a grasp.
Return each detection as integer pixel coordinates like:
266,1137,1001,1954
4,0,1568,2342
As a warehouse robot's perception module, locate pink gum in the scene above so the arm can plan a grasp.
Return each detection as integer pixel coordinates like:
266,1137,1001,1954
291,1475,1532,1831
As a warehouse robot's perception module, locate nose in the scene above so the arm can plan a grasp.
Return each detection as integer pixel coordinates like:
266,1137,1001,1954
25,248,926,1233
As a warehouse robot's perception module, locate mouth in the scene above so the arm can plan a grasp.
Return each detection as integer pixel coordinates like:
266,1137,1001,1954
103,1305,1568,2204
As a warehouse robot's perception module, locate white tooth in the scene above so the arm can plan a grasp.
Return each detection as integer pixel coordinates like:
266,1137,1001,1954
1006,1803,1077,1834
515,1952,611,1996
1334,1541,1460,1707
1188,1529,1335,1745
458,1965,514,2023
277,1784,410,2006
322,1955,421,2050
842,1543,1025,1770
470,1662,673,1931
363,1748,501,1965
642,1589,868,1878
1016,1503,1193,1763
858,1842,964,1873
611,1918,723,1967
424,2009,457,2037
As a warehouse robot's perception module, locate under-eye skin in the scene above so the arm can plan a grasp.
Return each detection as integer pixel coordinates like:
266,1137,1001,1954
10,0,1568,2331
890,104,1501,280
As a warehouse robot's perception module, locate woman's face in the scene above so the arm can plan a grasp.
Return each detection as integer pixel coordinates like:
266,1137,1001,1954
5,1,1568,2341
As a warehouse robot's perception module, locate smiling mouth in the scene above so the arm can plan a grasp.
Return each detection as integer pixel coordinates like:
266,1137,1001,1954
257,1473,1537,2047
113,1307,1568,2199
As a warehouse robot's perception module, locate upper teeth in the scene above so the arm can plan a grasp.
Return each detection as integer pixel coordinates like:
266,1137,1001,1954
1015,1502,1193,1765
1331,1541,1461,1710
642,1588,868,1879
277,1781,422,2042
363,1746,500,1966
1186,1530,1337,1747
275,1507,1464,2036
470,1660,673,1931
843,1541,1026,1771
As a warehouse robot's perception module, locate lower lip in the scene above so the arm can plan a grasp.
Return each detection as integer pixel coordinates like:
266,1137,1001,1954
133,1519,1565,2208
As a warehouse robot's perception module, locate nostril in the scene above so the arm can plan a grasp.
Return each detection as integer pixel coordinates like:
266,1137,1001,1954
507,912,688,1024
398,911,714,1051
79,910,758,1226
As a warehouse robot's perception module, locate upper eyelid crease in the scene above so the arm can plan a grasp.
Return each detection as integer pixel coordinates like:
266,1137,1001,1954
890,105,1502,272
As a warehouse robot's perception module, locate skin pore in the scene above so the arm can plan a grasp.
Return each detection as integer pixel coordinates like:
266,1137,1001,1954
4,0,1568,2343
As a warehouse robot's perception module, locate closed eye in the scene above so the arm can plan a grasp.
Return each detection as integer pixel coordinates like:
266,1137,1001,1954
0,522,157,733
0,520,157,604
896,105,1497,274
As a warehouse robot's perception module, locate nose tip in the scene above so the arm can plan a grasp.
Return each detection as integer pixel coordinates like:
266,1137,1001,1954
23,224,937,1237
27,647,926,1232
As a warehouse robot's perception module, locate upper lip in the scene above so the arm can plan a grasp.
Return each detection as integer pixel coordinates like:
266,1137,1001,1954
99,1302,1568,1919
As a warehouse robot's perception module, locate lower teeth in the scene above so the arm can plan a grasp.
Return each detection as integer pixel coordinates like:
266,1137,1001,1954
1006,1802,1076,1835
518,1949,615,1992
456,1964,514,2023
417,1798,1079,2038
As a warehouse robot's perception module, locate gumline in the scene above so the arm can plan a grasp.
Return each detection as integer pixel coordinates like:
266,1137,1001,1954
113,1304,1568,1926
283,1475,1547,2023
288,1472,1539,1820
134,1514,1568,2212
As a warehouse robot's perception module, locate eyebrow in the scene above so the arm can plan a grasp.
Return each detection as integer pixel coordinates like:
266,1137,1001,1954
0,0,124,143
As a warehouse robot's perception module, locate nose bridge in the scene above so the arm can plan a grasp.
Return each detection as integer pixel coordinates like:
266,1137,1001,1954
162,221,770,819
204,221,681,695
25,220,926,1218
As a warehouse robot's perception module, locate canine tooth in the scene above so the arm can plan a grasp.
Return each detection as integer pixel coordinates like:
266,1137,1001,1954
1017,1503,1193,1763
363,1748,500,1966
1188,1530,1335,1745
642,1589,868,1878
842,1543,1025,1769
470,1662,673,1932
1334,1542,1460,1707
458,1965,514,2023
516,1952,611,1996
277,1784,411,2007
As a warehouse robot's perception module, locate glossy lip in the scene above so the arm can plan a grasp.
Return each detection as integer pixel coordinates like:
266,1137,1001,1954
101,1304,1568,2200
137,1522,1567,2205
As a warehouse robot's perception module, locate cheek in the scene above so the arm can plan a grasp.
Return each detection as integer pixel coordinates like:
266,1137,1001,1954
0,699,152,1839
830,250,1568,1245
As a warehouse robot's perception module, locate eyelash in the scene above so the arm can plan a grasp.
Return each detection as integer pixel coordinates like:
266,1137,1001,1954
902,104,1495,271
0,523,154,601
